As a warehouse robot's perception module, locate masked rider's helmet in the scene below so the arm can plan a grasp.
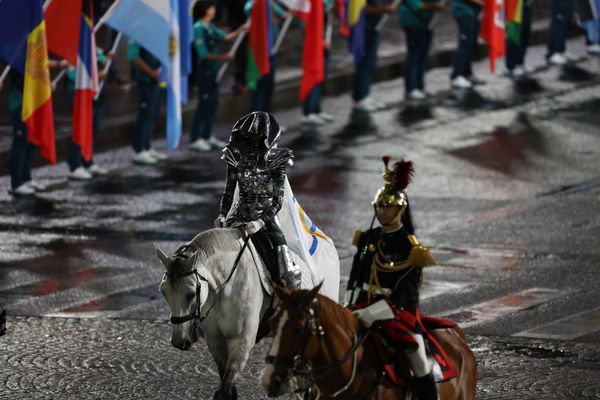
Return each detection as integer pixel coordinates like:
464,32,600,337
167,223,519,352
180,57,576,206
228,111,281,154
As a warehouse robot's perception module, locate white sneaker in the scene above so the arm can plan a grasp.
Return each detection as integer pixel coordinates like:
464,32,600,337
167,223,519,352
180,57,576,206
586,44,600,55
301,113,326,126
548,53,567,66
148,148,167,161
451,76,473,89
69,166,93,180
318,112,335,122
365,96,386,110
190,138,211,152
207,136,227,149
10,183,35,196
86,164,108,176
407,89,426,101
24,180,47,191
353,98,379,112
133,150,158,165
511,66,526,78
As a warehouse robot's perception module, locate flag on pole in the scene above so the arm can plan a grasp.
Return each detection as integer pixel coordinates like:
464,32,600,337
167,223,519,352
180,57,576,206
178,0,193,103
73,0,99,162
100,0,171,66
504,0,522,45
246,0,273,90
337,0,350,37
0,0,57,163
299,0,324,101
45,0,83,65
346,0,366,65
278,0,311,14
166,0,182,150
480,0,505,72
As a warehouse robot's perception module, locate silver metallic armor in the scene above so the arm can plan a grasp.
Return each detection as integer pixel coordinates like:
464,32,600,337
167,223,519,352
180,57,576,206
217,112,301,288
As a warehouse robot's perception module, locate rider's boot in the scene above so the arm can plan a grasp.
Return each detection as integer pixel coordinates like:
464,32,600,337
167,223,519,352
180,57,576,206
414,372,438,400
276,245,302,289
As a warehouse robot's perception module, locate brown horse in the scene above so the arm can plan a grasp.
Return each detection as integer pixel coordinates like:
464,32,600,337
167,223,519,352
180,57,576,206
261,283,477,400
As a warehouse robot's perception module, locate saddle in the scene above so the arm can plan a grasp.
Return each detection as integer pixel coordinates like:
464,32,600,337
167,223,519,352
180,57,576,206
370,316,458,387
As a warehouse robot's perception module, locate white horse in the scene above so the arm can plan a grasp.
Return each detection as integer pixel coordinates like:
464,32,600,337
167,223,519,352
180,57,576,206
155,227,338,400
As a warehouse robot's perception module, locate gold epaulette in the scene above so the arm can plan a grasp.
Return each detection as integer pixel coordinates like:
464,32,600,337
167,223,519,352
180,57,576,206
408,245,436,268
352,230,363,247
407,235,420,246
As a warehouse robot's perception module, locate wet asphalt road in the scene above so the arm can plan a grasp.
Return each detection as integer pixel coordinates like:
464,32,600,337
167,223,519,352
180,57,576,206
1,37,600,399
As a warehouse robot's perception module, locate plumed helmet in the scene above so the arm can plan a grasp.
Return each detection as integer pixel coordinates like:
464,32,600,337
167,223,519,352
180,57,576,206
372,156,414,208
229,111,281,150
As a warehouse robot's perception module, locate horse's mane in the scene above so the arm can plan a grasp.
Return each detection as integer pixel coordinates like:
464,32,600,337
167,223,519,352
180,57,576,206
316,293,360,333
167,228,243,277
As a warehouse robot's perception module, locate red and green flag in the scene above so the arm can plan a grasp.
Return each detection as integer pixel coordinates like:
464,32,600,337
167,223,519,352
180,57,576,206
505,0,523,45
247,0,273,90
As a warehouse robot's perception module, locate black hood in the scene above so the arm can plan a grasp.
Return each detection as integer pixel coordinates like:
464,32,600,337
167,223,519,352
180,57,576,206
228,112,281,151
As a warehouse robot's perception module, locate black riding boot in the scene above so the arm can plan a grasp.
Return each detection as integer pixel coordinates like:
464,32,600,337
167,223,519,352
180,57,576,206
414,372,438,400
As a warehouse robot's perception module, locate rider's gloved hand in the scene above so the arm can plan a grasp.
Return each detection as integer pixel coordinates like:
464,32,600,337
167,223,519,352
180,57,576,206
245,219,265,236
352,309,375,328
214,214,226,228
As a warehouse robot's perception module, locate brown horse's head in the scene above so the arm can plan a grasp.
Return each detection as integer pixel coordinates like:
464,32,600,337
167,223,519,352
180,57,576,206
261,281,323,397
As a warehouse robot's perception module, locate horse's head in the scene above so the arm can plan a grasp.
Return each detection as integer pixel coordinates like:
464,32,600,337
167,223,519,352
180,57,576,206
261,281,323,397
155,243,208,351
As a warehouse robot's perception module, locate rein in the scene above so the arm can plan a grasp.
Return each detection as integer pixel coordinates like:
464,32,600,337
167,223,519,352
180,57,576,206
268,299,371,398
169,232,251,325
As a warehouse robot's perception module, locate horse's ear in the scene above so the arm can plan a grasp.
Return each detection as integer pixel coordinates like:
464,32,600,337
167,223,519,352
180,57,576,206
153,243,171,269
302,281,323,304
270,279,290,302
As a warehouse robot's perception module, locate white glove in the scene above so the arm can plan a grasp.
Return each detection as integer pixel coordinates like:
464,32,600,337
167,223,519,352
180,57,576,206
352,309,374,328
214,214,226,228
245,219,265,235
352,300,395,328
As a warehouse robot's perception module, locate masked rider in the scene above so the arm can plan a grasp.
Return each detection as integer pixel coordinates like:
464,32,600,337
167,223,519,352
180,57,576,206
346,156,439,400
215,111,302,289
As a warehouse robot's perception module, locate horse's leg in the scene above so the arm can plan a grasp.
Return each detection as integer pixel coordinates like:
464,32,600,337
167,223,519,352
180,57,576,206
205,329,229,381
214,336,255,400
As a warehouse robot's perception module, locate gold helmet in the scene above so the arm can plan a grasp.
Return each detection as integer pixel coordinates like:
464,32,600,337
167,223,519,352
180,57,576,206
372,156,414,208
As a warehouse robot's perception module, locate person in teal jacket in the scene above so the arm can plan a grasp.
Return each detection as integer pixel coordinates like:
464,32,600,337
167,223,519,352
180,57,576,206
450,0,483,90
189,0,247,152
398,0,444,101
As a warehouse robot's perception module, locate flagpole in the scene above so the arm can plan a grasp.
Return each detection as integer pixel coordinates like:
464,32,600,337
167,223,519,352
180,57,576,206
374,0,402,32
94,32,123,100
215,19,250,83
0,0,54,87
272,14,293,55
94,0,121,32
51,68,67,90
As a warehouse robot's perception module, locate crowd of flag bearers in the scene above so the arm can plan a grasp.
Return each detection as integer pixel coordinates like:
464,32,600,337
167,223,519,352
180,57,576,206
1,0,599,196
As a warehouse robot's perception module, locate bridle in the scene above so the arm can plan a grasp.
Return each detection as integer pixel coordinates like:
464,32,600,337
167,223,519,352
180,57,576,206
266,299,371,399
167,233,250,326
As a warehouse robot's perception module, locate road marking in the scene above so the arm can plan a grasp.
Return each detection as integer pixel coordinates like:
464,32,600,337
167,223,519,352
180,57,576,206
439,288,566,328
514,306,600,340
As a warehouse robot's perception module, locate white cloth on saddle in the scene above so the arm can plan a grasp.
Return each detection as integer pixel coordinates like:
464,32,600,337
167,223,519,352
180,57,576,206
226,178,340,301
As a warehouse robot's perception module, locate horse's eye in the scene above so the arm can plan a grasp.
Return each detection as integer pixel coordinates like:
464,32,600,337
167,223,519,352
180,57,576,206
187,293,196,302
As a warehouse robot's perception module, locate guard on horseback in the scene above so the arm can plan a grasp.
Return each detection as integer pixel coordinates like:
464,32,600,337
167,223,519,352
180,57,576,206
215,111,302,289
347,156,452,400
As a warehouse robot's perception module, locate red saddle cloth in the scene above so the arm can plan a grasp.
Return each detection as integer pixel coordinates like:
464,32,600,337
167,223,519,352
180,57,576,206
370,311,458,386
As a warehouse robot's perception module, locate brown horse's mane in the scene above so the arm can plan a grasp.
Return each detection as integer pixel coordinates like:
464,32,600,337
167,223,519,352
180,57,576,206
315,293,360,334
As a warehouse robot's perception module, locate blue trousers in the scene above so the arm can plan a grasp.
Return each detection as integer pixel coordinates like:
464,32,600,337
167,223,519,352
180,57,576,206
250,57,276,113
547,0,574,56
403,26,433,93
68,92,105,171
506,5,532,70
451,14,480,79
303,51,330,115
190,69,219,141
352,28,380,101
582,19,600,44
132,80,162,153
9,109,35,190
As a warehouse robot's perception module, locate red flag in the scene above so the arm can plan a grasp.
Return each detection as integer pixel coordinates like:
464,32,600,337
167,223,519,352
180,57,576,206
248,0,271,81
45,0,83,65
300,0,324,102
480,0,505,73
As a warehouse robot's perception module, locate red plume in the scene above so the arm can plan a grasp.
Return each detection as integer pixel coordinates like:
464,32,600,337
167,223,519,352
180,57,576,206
392,160,414,191
382,155,391,169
